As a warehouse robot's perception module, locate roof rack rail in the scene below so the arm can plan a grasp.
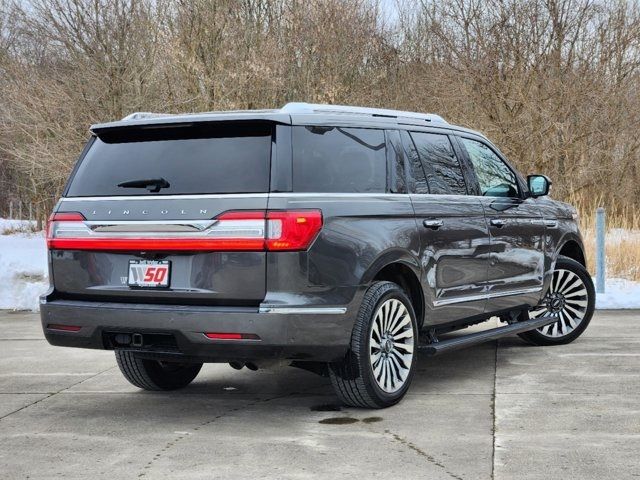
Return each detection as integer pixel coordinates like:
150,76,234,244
120,108,281,122
280,102,448,124
120,112,173,121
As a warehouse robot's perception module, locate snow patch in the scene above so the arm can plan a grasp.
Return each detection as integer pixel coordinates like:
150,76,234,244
0,219,48,311
0,218,37,235
594,277,640,310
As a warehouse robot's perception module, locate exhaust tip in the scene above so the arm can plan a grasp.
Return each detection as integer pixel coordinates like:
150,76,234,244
131,333,143,347
229,361,245,370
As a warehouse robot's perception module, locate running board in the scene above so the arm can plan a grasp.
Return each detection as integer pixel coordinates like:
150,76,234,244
419,315,558,356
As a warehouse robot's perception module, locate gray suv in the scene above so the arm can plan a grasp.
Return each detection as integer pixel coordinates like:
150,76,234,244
40,103,595,408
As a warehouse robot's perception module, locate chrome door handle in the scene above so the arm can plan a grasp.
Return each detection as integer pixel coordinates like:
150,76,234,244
423,219,444,230
490,218,506,228
544,219,558,228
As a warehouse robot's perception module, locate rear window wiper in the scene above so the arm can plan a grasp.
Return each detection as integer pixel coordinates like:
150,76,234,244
117,178,170,193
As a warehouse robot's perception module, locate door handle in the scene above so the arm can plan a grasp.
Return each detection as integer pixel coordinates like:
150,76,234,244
490,218,506,228
423,219,444,230
544,219,558,228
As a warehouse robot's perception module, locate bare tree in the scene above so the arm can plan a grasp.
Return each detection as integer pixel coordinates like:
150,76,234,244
1,0,640,218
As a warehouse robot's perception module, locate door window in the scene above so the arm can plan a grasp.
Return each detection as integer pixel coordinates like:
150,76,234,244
400,130,429,194
460,137,519,198
410,132,467,195
386,130,406,193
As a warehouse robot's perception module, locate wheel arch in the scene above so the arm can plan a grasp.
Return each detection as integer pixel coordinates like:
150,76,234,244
557,236,586,267
363,251,424,328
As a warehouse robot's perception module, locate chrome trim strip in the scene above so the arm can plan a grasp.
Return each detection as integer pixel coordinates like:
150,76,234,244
85,220,217,232
59,193,411,202
60,193,270,202
433,287,543,306
269,193,408,198
258,307,347,315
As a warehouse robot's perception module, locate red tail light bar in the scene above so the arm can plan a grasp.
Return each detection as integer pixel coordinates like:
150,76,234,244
46,210,322,252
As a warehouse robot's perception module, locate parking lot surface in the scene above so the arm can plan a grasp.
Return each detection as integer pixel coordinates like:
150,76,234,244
0,310,638,479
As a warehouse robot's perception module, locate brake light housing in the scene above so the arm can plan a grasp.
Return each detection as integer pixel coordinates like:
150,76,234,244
266,210,323,251
46,209,323,252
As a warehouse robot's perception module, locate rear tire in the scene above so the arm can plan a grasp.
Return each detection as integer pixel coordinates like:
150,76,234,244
115,350,202,391
518,255,595,346
329,281,418,408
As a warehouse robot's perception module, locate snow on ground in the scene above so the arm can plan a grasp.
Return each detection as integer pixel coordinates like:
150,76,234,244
0,219,48,311
0,217,639,311
0,218,38,235
594,278,640,309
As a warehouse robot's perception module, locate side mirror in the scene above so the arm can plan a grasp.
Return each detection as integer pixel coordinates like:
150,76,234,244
527,174,551,197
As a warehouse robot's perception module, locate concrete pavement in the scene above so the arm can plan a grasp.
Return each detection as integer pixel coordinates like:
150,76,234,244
0,310,638,479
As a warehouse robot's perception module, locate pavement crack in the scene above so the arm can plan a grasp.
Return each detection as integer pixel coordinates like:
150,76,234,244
0,365,116,421
491,340,498,480
381,428,465,480
137,388,319,478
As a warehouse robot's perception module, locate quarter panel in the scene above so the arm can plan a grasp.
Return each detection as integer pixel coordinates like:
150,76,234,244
266,192,420,297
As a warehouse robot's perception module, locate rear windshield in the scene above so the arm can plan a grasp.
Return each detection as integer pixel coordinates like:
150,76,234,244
66,123,272,197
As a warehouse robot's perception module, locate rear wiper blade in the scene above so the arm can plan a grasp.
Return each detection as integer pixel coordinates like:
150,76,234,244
117,178,170,193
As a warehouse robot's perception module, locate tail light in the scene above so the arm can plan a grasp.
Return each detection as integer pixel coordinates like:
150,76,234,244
266,210,323,251
46,210,322,252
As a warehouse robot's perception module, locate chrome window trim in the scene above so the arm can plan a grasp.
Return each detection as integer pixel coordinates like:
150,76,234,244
60,193,411,202
60,193,271,202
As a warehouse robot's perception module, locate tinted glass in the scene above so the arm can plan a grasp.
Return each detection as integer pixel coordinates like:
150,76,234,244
387,130,406,193
292,126,386,193
461,137,519,197
400,130,428,194
410,132,467,195
67,123,272,197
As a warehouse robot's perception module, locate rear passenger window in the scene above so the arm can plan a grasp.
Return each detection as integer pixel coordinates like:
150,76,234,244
410,132,467,195
400,130,429,194
292,126,386,193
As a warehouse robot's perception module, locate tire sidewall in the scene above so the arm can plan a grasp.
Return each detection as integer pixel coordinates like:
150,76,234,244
141,358,203,390
358,283,418,406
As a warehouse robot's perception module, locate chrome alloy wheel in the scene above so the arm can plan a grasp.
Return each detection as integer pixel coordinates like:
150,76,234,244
529,268,589,338
369,298,415,393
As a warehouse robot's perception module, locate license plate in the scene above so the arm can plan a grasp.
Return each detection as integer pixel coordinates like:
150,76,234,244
128,260,170,288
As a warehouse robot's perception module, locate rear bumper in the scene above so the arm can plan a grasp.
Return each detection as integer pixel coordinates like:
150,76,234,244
40,298,355,362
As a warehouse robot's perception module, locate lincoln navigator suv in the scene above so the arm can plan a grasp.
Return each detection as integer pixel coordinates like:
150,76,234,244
40,103,595,408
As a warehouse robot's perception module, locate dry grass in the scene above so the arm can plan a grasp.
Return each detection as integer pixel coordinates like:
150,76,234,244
572,194,640,281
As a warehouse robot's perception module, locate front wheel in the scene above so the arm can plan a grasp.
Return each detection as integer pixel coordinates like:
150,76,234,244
329,281,418,408
518,256,595,346
115,350,203,391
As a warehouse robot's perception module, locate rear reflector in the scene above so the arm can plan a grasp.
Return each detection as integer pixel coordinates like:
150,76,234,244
204,333,261,340
47,324,82,332
47,209,322,252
